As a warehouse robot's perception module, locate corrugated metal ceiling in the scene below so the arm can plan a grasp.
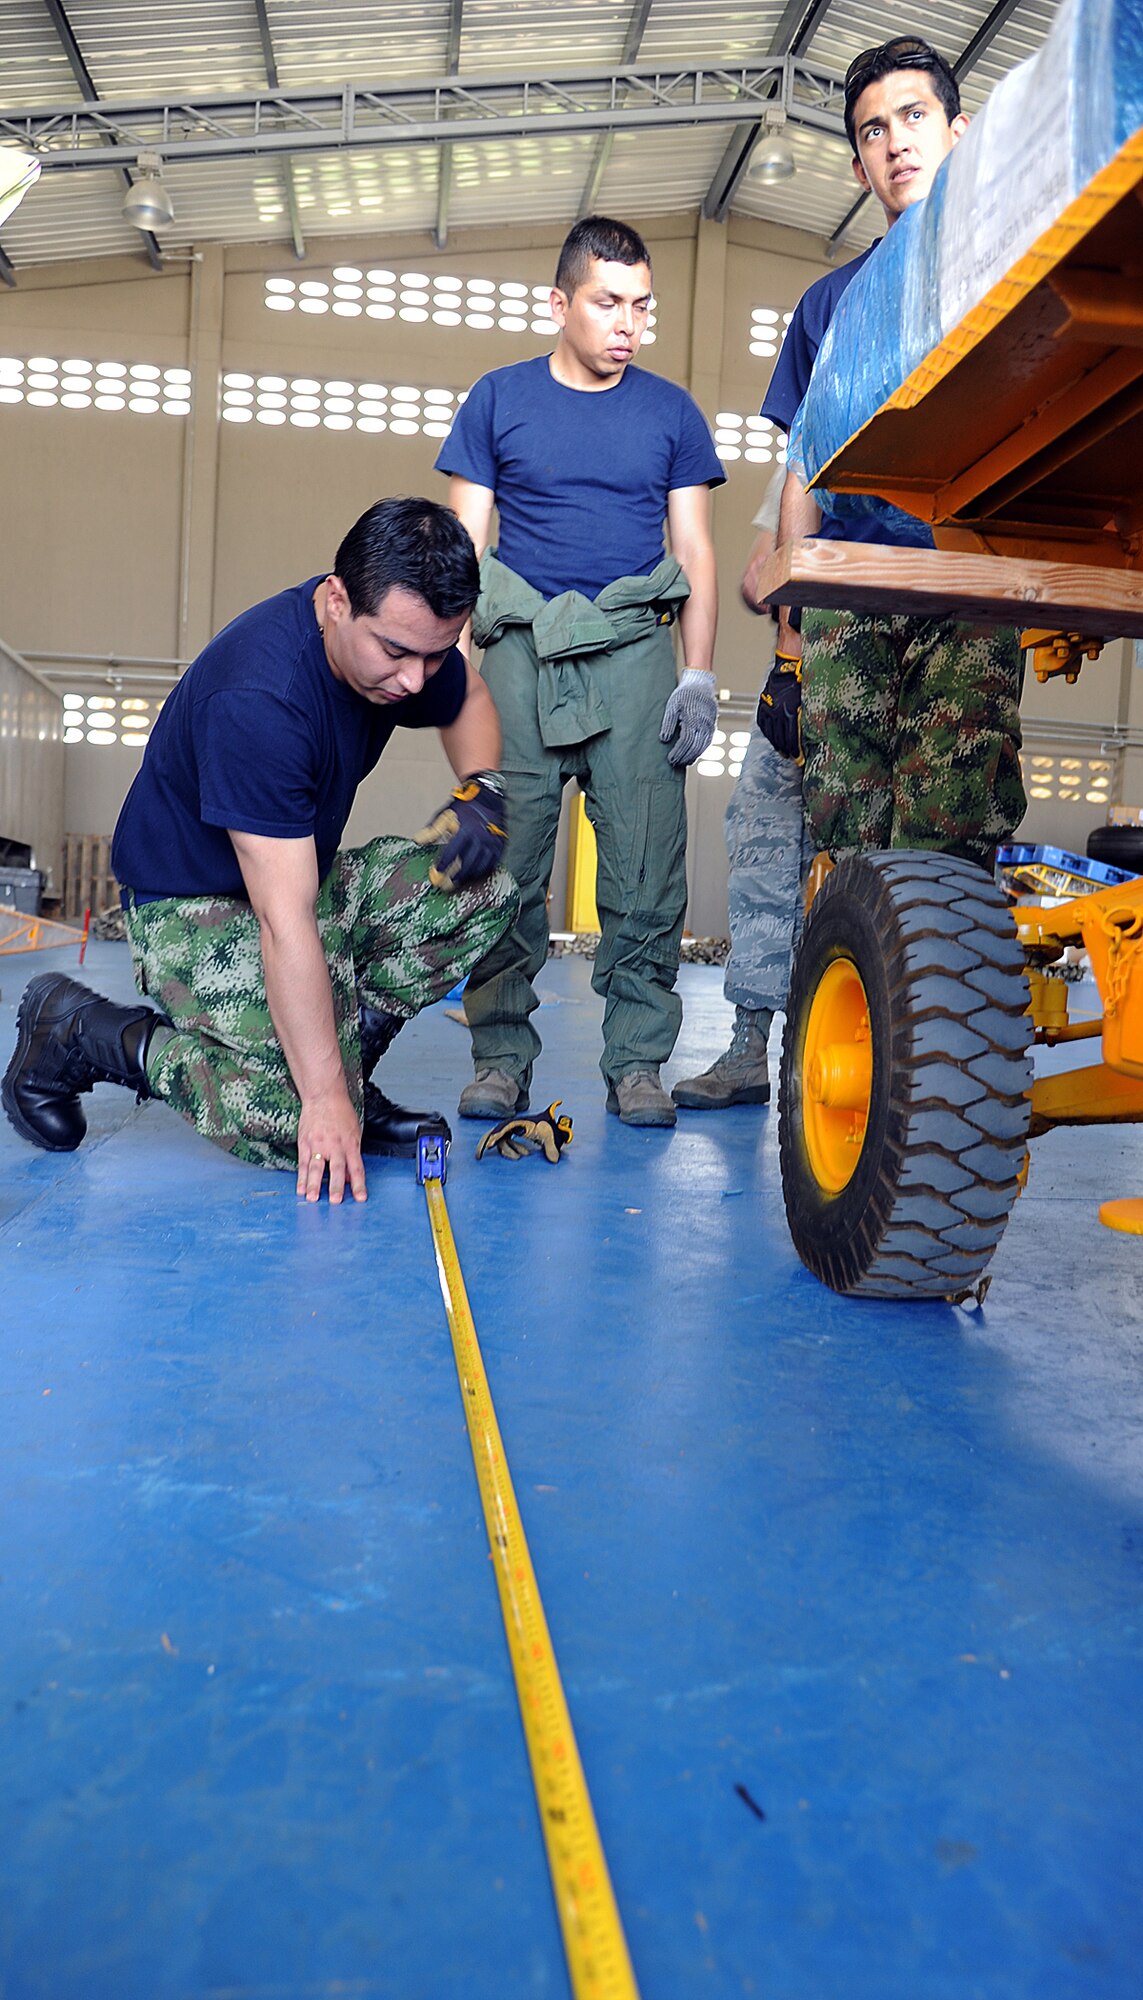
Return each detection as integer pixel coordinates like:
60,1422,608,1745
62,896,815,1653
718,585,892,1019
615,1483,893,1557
0,0,1065,273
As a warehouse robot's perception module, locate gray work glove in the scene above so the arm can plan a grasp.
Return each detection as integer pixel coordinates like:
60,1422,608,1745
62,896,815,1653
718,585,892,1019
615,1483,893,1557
659,668,718,767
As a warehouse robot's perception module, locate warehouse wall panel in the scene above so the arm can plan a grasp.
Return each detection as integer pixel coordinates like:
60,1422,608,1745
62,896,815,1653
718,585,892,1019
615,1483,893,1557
3,215,1133,931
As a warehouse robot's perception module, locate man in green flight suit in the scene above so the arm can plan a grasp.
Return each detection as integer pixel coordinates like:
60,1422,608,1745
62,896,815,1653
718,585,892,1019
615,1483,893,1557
436,215,726,1129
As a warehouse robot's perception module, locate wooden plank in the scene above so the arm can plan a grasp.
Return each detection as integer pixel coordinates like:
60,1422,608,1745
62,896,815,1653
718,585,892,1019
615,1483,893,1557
63,833,79,920
754,539,1143,636
60,830,123,917
100,837,121,916
94,833,111,912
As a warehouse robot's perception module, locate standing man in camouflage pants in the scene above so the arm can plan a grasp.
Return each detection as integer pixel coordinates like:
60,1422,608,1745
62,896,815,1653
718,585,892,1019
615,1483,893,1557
762,35,1024,867
3,498,518,1204
799,611,1024,866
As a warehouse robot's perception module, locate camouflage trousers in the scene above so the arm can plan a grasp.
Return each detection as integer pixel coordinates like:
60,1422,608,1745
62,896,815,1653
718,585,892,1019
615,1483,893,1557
124,837,518,1171
800,608,1025,867
723,725,807,1015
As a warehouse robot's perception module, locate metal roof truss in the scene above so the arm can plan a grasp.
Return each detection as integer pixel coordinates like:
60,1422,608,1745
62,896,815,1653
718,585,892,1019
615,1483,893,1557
2,58,850,175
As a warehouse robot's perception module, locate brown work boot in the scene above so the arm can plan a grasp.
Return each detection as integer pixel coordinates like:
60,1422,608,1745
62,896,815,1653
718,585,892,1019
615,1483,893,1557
606,1069,677,1128
458,1067,529,1120
671,1007,772,1110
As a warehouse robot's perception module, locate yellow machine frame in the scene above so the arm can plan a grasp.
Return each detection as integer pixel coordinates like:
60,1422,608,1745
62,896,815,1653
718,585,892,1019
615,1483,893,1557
1019,879,1143,1130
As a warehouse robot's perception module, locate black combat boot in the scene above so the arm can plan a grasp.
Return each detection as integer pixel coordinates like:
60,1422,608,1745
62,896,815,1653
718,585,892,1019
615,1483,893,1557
2,973,168,1152
357,1005,451,1158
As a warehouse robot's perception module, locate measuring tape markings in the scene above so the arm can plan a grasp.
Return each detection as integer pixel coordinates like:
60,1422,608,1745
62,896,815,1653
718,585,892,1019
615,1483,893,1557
423,1176,640,1999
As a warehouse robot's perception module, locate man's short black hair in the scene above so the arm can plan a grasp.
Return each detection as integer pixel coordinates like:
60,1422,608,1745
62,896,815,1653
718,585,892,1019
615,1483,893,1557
843,35,960,153
333,497,480,621
554,215,652,299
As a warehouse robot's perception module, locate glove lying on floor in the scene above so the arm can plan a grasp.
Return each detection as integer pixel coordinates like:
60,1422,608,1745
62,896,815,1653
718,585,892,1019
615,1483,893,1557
415,770,507,888
756,651,803,764
476,1102,574,1163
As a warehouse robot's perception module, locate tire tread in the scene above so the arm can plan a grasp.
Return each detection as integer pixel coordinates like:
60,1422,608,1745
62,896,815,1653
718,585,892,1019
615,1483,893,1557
780,851,1032,1301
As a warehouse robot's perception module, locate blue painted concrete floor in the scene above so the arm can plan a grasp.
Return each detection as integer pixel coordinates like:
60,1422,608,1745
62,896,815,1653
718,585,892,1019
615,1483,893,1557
2,941,1142,2000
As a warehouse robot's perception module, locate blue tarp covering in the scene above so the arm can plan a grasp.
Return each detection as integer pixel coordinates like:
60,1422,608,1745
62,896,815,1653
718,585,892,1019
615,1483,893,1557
790,0,1143,538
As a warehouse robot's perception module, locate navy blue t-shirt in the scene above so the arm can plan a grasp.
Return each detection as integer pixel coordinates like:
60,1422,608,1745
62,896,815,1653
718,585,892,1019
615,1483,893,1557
761,245,934,553
435,355,725,600
112,577,467,900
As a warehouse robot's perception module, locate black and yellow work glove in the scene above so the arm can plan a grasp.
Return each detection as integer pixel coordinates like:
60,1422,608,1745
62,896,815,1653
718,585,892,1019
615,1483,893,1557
415,770,507,889
476,1102,573,1163
756,651,803,765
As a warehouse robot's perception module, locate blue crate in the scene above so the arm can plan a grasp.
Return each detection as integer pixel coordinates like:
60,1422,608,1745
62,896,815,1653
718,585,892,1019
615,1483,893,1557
997,842,1136,888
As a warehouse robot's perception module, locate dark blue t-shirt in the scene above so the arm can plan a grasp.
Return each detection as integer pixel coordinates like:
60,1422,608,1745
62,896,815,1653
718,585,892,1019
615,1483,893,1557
435,355,725,600
112,577,467,900
760,245,935,553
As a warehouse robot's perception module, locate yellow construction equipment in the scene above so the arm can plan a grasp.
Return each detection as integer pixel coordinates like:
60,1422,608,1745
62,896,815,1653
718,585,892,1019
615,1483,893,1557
759,119,1143,1293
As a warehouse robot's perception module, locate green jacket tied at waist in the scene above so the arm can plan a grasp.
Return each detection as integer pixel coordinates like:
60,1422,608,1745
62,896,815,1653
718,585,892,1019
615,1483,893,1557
472,550,691,749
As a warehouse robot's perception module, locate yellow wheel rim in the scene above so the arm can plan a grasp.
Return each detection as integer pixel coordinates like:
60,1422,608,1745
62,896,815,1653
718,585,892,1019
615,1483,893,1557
802,956,873,1194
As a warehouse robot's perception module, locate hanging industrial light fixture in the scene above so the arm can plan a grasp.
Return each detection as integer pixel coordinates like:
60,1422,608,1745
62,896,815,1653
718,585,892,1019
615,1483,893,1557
0,148,40,228
747,106,796,186
122,153,175,231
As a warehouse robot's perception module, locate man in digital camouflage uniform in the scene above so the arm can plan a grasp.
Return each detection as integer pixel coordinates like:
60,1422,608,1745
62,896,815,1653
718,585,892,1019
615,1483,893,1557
673,467,807,1109
2,498,518,1205
761,35,1025,870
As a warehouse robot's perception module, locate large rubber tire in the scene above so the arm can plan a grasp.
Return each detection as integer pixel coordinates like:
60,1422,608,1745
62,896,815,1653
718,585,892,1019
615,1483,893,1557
779,851,1033,1300
1086,824,1143,875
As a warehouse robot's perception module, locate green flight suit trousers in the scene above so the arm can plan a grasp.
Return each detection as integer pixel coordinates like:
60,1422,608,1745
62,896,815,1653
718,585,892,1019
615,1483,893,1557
464,557,690,1089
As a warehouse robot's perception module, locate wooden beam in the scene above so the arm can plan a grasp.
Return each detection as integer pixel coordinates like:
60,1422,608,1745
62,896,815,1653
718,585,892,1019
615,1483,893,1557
753,538,1143,636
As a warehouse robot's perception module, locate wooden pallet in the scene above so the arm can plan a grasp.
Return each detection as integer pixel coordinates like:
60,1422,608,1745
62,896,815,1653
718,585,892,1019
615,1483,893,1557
61,832,118,923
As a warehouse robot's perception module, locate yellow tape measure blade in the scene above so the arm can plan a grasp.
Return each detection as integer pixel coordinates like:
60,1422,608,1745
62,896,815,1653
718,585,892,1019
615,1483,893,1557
423,1180,640,1999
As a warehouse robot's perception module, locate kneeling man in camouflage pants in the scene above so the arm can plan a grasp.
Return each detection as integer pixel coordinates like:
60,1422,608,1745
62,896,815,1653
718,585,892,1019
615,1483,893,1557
3,498,518,1204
